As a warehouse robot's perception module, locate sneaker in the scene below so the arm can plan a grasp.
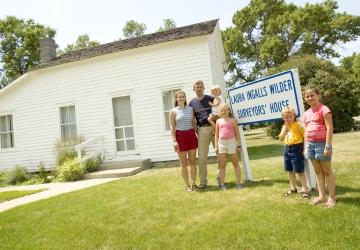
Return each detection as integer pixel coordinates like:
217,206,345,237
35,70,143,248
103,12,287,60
219,184,226,191
236,184,244,190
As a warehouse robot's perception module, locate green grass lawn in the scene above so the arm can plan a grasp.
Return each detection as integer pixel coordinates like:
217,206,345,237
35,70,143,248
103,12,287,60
0,189,46,203
0,130,359,249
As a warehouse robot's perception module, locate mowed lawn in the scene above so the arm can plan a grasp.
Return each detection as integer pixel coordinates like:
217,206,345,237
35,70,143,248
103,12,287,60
0,130,359,249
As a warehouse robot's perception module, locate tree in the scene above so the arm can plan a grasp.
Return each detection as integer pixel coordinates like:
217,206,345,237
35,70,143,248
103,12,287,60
340,52,360,106
223,0,360,84
58,34,100,55
266,54,359,134
122,20,146,38
0,16,55,86
157,18,176,32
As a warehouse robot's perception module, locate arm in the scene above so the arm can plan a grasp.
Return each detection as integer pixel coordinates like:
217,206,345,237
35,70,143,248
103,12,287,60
324,112,333,156
169,110,179,152
278,124,288,142
215,120,219,153
209,96,220,107
232,119,241,147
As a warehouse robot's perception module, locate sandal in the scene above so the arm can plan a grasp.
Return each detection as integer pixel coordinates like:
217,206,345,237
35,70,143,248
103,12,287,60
191,184,198,190
300,192,311,200
185,186,192,192
284,189,297,197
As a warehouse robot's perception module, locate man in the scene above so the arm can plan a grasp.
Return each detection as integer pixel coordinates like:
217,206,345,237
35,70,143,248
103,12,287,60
189,80,216,188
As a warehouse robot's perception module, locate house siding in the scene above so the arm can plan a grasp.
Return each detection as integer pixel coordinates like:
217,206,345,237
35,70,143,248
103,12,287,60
0,33,226,171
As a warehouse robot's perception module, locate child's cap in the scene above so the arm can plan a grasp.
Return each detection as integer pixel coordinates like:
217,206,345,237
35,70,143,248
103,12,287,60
281,106,296,116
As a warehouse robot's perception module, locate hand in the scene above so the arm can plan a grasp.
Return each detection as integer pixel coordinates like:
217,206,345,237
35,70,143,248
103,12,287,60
173,141,179,152
282,125,289,132
324,148,332,157
215,147,219,154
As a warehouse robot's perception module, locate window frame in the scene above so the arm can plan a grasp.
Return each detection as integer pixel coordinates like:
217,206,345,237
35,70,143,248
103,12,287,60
58,104,79,142
0,113,15,149
161,87,182,133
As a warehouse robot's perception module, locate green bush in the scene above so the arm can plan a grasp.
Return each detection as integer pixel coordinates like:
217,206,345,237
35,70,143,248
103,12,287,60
56,159,84,182
37,162,51,183
83,156,102,173
54,136,85,166
354,120,360,131
265,121,282,139
7,165,29,184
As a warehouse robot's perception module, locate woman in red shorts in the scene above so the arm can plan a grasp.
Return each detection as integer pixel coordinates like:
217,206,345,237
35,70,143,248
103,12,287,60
169,90,198,191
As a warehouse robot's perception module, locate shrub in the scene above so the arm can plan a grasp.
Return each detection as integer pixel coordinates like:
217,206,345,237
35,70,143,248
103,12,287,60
54,136,85,166
83,156,102,173
265,121,282,139
354,120,360,131
7,165,29,184
37,162,51,183
56,158,84,182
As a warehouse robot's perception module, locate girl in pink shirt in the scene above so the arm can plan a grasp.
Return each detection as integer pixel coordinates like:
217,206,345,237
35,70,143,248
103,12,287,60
303,86,335,207
215,104,243,190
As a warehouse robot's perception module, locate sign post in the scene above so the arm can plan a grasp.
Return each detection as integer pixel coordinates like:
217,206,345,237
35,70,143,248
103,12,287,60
227,69,316,188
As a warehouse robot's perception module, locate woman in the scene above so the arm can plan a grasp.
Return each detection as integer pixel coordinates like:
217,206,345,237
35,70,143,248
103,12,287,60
169,90,198,191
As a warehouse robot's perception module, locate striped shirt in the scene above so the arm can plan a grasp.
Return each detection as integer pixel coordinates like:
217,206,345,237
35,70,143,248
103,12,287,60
172,106,194,131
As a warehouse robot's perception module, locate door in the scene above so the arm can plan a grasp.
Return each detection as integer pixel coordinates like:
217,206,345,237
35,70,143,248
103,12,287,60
112,96,136,153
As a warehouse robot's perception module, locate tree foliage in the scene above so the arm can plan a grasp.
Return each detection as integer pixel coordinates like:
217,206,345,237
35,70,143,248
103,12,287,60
0,16,55,86
122,20,146,38
157,18,176,32
58,34,100,55
267,54,360,133
223,0,360,84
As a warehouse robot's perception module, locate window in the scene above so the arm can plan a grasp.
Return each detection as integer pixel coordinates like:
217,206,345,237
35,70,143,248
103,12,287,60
59,106,77,141
162,88,181,131
0,114,14,148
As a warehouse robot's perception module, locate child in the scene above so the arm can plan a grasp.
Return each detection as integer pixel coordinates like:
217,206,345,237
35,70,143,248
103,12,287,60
279,107,310,199
214,103,242,190
303,86,335,207
208,85,224,132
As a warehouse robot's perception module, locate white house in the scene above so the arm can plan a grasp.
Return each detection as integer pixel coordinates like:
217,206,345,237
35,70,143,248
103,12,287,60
0,19,226,171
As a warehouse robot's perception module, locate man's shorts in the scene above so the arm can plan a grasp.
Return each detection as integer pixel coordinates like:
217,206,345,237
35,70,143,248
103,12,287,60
284,143,304,173
218,138,237,154
175,129,198,152
305,141,331,161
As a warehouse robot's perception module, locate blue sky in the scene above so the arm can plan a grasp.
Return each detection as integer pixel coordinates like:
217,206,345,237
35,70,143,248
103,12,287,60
1,0,359,62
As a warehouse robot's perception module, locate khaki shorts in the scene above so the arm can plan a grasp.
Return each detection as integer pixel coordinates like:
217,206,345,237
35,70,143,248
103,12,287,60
218,138,237,154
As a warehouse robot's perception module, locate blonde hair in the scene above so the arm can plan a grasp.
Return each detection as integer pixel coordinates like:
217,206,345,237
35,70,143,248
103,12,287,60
281,106,296,120
219,103,233,118
211,85,221,94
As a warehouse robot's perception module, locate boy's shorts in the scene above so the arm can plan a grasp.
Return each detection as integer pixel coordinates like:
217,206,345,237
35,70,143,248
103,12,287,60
305,141,331,161
284,143,304,173
175,129,198,152
218,138,237,154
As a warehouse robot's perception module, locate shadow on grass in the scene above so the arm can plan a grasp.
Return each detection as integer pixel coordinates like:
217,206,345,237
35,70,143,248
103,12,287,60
247,144,283,160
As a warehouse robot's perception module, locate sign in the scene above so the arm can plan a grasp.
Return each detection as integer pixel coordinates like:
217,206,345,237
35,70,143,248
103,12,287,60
228,69,303,125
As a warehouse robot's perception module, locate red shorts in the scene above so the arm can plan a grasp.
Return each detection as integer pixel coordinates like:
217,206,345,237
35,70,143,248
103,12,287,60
176,129,198,152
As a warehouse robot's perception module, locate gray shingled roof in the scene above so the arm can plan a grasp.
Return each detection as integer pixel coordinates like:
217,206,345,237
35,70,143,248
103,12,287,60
31,19,219,71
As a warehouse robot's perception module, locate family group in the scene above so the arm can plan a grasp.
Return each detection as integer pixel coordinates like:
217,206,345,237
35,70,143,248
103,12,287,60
169,80,336,208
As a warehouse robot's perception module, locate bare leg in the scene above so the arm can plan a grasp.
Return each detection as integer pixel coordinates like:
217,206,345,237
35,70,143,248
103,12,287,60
288,172,297,191
218,153,227,185
208,115,217,132
231,152,241,184
311,159,326,202
177,151,190,187
298,172,309,193
188,149,197,187
321,161,336,202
